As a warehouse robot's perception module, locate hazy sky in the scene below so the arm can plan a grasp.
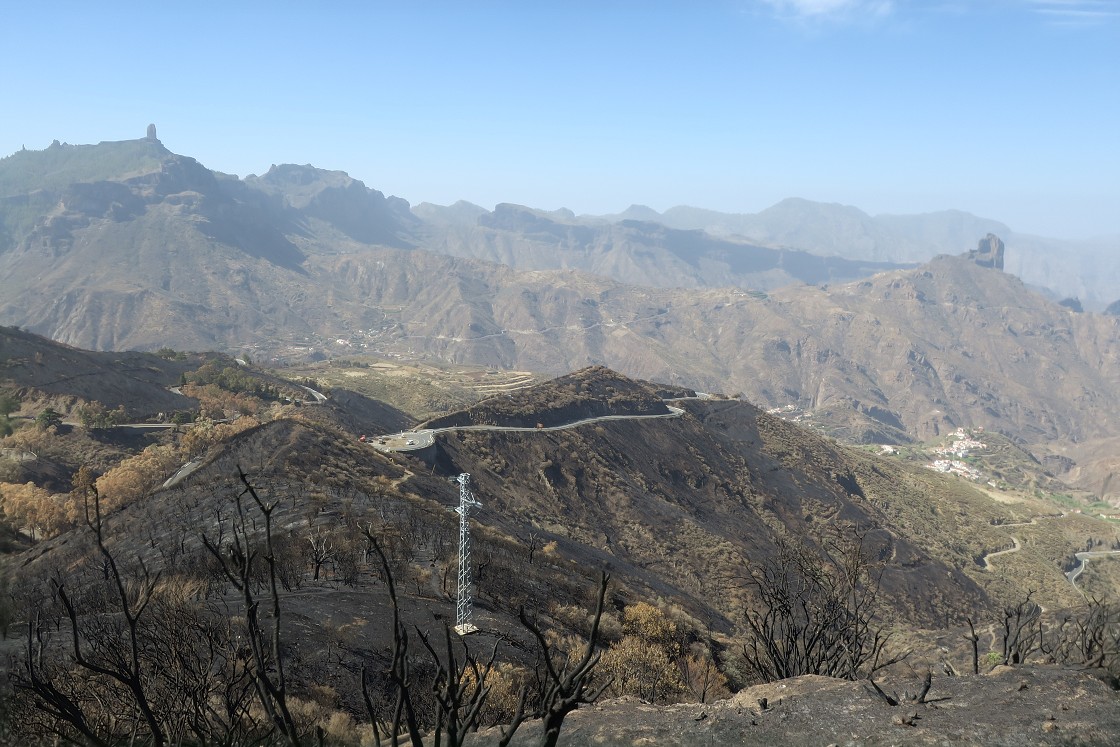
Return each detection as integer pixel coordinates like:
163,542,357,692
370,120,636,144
2,1,1117,238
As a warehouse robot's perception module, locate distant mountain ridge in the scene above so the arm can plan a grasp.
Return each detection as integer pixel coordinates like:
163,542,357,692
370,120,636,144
417,201,909,291
585,199,1119,307
3,134,1115,306
245,163,418,247
594,198,1008,264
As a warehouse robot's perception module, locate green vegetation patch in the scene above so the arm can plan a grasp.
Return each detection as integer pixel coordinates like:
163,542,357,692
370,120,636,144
183,361,285,401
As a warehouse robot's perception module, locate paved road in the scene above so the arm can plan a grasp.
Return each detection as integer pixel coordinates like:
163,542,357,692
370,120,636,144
301,385,328,404
162,458,204,488
982,535,1022,569
981,512,1120,591
116,423,180,431
1066,549,1120,587
371,405,685,453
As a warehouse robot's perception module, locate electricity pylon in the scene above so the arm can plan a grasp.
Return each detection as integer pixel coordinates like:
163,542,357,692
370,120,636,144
453,473,482,635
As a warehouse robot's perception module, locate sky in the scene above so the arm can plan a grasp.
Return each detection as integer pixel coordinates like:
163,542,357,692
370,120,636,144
1,1,1117,238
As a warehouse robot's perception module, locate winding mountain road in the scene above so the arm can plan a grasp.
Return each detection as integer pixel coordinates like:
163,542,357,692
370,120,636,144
370,405,686,453
979,514,1065,570
982,535,1022,570
1066,549,1120,587
365,387,1120,599
979,512,1120,592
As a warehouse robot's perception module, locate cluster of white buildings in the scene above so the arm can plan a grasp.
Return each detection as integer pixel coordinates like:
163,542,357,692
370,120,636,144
922,428,988,480
767,404,799,415
927,458,984,481
931,428,987,458
766,404,813,424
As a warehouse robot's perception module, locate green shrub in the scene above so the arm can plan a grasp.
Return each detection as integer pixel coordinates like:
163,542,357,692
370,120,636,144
34,408,61,429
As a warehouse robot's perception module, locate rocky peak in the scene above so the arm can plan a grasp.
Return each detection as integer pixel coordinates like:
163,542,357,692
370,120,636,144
967,233,1005,270
479,204,594,243
618,204,663,222
246,164,417,246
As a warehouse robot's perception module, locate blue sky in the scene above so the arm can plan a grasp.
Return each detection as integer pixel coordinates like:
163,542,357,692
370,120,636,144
2,1,1117,238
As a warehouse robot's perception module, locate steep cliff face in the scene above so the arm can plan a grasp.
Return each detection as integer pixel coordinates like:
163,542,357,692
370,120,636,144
246,163,418,247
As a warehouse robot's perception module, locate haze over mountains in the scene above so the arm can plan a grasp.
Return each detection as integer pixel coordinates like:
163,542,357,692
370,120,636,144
663,201,1116,305
3,133,1116,308
413,200,908,291
4,133,1120,745
2,133,1120,499
420,199,1119,309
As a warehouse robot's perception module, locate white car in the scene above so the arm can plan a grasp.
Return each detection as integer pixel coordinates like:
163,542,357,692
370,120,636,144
406,439,416,446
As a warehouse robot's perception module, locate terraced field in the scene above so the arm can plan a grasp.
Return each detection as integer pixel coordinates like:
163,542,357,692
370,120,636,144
279,357,540,419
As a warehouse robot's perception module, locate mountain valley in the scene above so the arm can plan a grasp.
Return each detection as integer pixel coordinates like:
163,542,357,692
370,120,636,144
1,134,1120,744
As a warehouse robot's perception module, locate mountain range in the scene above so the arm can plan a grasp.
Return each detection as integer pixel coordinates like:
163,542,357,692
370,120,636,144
3,133,1120,745
587,199,1119,304
2,135,1120,499
424,198,1119,308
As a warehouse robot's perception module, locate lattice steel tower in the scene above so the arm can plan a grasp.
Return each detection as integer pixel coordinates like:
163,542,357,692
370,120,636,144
453,473,482,635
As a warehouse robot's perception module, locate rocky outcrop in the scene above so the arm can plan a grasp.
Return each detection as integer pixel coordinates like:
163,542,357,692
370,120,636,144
1059,297,1084,313
968,233,1005,270
474,668,1120,747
